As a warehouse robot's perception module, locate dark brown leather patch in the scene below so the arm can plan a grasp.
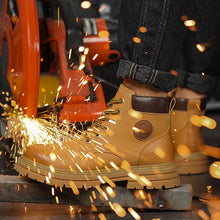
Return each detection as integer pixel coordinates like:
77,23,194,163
133,120,153,141
174,97,207,111
132,96,170,113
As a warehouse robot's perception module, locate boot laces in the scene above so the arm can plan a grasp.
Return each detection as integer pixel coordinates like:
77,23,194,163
93,98,123,131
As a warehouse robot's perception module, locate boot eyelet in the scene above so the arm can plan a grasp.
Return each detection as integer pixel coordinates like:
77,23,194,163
86,138,91,143
120,98,124,103
116,108,121,114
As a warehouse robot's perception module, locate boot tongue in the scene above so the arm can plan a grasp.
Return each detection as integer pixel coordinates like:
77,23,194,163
117,84,135,95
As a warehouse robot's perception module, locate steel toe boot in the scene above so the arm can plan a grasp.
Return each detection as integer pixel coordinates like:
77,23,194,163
15,84,180,189
171,97,209,174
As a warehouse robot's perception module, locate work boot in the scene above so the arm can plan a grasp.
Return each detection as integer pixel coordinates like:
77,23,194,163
14,84,180,189
171,97,209,174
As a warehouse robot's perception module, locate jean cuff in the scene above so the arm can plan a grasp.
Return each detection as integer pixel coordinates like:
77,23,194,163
116,59,177,92
177,71,217,94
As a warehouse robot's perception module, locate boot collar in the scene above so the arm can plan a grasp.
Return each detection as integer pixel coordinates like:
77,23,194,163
174,97,207,111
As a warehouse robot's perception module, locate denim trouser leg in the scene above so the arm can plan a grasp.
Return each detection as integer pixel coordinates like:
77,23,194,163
116,0,220,94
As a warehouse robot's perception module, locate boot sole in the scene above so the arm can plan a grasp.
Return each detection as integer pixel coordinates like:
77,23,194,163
175,152,209,175
14,156,180,189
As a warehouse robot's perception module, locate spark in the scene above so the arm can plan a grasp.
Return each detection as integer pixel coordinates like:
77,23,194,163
96,166,101,173
91,139,103,146
197,209,209,220
176,144,191,158
170,69,178,76
144,200,153,208
98,213,107,220
51,187,55,196
68,49,72,60
84,47,89,55
109,202,126,217
97,156,105,164
128,109,142,119
133,37,141,44
98,31,109,38
104,165,111,172
209,161,220,179
128,172,138,181
109,119,116,124
128,207,141,220
57,86,62,92
86,153,93,159
92,54,98,60
190,115,216,129
93,84,99,91
57,7,60,27
138,176,152,187
75,163,83,173
110,161,120,171
106,186,116,197
67,77,71,88
91,204,98,212
184,19,196,27
46,176,50,184
69,181,80,195
48,172,52,179
92,190,97,199
89,196,94,203
33,158,36,166
200,145,220,159
49,165,55,173
55,196,59,204
134,190,146,200
196,44,206,52
121,160,131,172
78,46,85,52
78,64,85,71
206,185,212,193
68,149,76,158
50,153,57,161
99,5,105,12
97,175,105,184
139,26,147,33
95,185,108,200
132,126,145,134
81,1,91,9
81,54,86,63
154,148,166,159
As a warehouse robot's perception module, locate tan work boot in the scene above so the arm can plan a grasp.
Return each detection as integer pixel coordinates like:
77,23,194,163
171,97,209,174
14,84,180,189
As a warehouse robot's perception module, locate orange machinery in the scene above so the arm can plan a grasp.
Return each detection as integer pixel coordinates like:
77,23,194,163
0,0,120,122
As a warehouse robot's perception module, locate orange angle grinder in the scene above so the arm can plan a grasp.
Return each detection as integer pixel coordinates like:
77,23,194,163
0,0,120,123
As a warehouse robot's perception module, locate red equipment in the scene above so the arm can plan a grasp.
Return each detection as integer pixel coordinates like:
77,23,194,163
0,0,120,122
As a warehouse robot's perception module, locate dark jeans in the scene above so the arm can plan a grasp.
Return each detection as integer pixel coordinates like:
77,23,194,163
116,0,220,94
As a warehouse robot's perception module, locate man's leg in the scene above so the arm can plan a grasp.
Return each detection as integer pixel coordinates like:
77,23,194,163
171,0,220,174
14,0,186,188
